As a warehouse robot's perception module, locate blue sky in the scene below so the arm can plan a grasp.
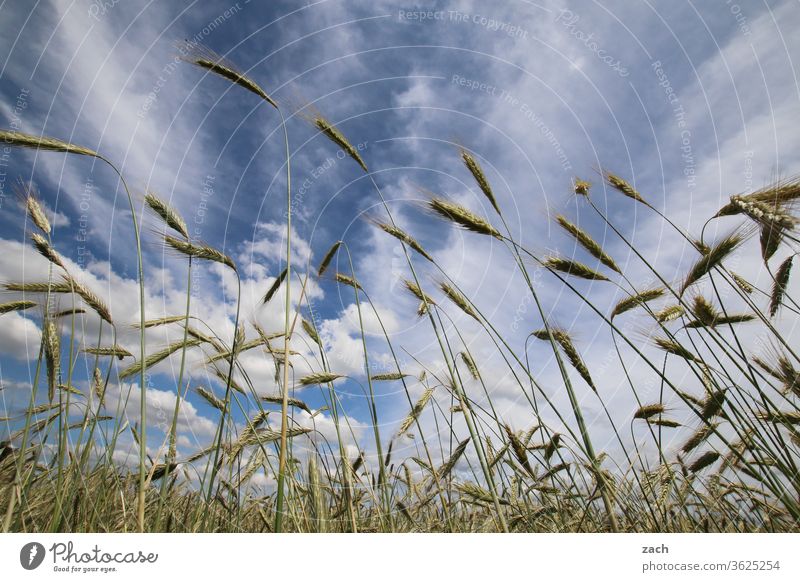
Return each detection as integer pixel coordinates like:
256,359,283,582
1,0,799,478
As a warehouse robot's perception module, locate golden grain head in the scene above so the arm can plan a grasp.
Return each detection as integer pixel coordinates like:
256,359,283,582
42,318,60,401
196,386,225,412
634,403,665,420
82,345,133,360
18,182,51,234
164,235,237,271
334,272,361,290
730,272,754,294
178,41,277,108
262,267,288,304
647,418,681,428
610,288,665,319
770,255,793,317
653,336,698,362
314,117,367,172
30,233,65,269
0,130,98,157
573,178,591,196
317,241,342,277
145,191,189,239
439,281,479,321
62,275,113,325
299,372,343,386
691,296,718,326
460,148,501,215
371,220,433,262
689,451,720,473
555,214,621,274
261,394,311,414
604,171,647,205
301,318,322,346
655,304,685,323
428,197,502,239
544,256,610,281
370,372,409,381
2,281,73,294
397,387,434,436
681,230,743,294
460,351,480,381
403,279,436,306
681,424,716,453
0,300,37,315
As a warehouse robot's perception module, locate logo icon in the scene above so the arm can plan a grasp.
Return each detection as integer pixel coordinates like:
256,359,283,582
20,542,46,570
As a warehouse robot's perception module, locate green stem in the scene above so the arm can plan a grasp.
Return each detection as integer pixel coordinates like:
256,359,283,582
275,106,292,533
99,158,148,532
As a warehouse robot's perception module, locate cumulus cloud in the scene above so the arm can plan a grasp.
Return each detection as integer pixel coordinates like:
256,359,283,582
1,0,798,475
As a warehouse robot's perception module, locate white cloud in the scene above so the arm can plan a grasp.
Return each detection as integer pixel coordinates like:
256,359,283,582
244,221,313,267
0,312,41,361
1,0,799,477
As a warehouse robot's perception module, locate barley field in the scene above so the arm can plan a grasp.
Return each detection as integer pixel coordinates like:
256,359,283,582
1,4,799,535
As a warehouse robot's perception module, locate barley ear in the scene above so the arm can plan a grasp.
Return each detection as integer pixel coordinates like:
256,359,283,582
42,318,60,402
317,241,342,277
312,117,367,172
0,300,37,315
145,191,189,239
62,276,113,325
769,255,793,317
164,235,237,271
681,231,743,295
299,372,343,386
178,41,278,108
370,220,433,262
263,268,288,304
555,215,621,274
0,129,98,157
604,171,648,205
460,148,501,215
439,281,479,321
573,178,591,197
18,181,51,234
544,256,609,281
428,197,502,239
610,288,664,319
334,273,361,290
30,233,66,270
